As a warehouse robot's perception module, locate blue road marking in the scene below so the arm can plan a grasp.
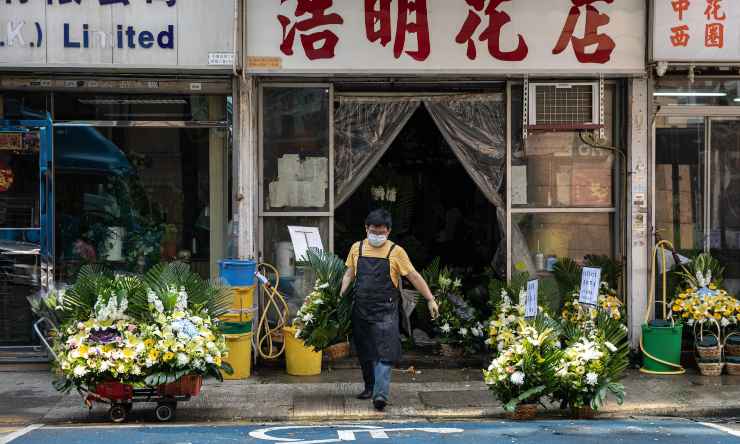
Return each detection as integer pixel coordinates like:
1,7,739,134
9,419,739,444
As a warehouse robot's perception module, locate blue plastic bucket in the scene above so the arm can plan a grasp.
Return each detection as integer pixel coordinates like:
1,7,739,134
218,259,257,287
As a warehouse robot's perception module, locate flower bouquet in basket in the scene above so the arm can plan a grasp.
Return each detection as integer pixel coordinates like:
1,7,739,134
554,314,629,418
293,248,353,358
36,263,233,397
429,269,485,357
561,282,625,326
483,319,562,420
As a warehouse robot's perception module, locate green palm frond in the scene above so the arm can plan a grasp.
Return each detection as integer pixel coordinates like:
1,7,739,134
144,262,233,318
421,257,442,289
305,248,347,297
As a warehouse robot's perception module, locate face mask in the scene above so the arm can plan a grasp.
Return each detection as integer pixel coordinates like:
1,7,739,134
367,233,387,247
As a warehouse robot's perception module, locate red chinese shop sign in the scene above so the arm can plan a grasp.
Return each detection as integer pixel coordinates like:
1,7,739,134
246,0,645,74
653,0,737,61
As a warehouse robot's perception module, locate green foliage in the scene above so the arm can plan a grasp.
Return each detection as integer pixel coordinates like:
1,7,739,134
552,256,624,311
676,252,725,288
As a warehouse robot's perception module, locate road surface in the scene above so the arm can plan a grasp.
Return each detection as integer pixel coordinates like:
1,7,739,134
2,418,739,444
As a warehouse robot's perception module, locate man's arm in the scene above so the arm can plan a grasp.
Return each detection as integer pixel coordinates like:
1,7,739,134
406,271,439,319
340,267,354,296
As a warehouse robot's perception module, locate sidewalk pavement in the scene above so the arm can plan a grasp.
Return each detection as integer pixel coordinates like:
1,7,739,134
1,365,739,426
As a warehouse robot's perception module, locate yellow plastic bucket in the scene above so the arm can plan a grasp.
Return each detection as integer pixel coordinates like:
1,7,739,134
283,326,322,376
223,331,253,380
231,286,255,311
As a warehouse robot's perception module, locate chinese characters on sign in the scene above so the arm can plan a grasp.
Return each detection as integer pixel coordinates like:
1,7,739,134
658,0,733,58
578,267,602,306
275,0,620,63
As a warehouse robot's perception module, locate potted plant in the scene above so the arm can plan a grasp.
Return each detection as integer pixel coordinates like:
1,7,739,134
555,314,628,419
483,319,562,420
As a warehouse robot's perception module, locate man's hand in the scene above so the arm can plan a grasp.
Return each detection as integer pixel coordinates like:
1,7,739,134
427,299,440,320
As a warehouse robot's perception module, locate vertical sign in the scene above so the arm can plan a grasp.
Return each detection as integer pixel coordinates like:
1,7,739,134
525,280,539,318
578,267,602,306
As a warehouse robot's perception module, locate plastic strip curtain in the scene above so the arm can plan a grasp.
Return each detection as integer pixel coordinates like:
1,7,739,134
334,96,422,208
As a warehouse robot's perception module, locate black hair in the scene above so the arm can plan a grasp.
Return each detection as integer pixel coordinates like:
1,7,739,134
365,209,392,230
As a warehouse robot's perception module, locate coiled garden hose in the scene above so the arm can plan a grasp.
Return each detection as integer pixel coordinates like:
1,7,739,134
639,240,685,375
255,263,289,360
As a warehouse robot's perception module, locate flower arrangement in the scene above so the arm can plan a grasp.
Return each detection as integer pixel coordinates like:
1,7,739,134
292,248,353,351
431,270,486,353
668,255,740,328
561,282,625,325
36,263,233,394
486,288,526,353
554,314,629,412
483,320,562,412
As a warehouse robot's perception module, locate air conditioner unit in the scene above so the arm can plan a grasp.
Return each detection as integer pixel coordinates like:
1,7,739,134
527,82,601,131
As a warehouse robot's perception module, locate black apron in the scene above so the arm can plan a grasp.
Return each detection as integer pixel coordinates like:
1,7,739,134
351,241,402,364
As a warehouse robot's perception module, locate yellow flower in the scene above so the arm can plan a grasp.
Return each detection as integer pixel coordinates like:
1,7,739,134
214,356,222,366
78,344,90,357
163,352,175,361
148,349,159,360
144,339,155,348
123,348,135,359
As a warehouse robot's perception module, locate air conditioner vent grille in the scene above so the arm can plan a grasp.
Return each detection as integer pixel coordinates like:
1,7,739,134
534,84,594,125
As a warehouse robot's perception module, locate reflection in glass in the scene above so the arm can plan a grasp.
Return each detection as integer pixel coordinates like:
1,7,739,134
710,119,740,295
55,127,213,280
654,116,705,253
0,132,40,230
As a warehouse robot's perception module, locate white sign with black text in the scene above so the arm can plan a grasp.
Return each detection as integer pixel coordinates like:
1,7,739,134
578,267,602,306
287,226,325,262
525,280,538,319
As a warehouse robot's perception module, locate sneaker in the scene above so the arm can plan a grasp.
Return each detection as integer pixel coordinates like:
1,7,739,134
373,398,387,411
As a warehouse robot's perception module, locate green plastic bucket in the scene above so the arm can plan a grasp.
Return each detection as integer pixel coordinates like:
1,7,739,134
641,322,683,373
221,320,253,335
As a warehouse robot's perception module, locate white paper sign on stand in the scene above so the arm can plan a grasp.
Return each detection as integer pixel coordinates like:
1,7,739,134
578,267,602,306
287,226,324,262
525,280,539,319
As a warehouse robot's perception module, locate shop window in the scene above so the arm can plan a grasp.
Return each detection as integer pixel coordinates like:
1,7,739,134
54,126,228,281
260,85,333,318
654,78,740,107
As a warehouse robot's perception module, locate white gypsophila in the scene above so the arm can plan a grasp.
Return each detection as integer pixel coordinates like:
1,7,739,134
441,323,451,333
605,341,618,353
585,372,599,386
459,327,468,336
510,371,525,386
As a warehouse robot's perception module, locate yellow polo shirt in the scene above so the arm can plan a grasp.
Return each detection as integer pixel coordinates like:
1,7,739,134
345,240,416,288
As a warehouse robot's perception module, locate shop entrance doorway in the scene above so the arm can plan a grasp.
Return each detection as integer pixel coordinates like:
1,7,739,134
334,106,501,281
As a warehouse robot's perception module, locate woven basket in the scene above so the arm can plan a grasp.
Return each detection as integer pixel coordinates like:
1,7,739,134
439,344,464,359
325,341,350,360
696,345,722,360
571,406,596,420
510,403,538,420
697,361,724,376
726,343,740,357
726,362,740,376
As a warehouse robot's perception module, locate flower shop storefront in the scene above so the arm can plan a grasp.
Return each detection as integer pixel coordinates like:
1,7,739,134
0,0,237,360
245,1,647,349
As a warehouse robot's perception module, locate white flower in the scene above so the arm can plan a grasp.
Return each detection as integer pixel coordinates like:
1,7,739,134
302,313,314,324
73,365,88,377
721,317,730,328
555,341,562,349
176,353,190,366
471,327,483,337
318,282,329,290
440,323,451,333
484,338,493,345
313,299,324,305
497,342,505,352
585,372,599,386
605,341,618,353
510,371,525,386
459,327,468,336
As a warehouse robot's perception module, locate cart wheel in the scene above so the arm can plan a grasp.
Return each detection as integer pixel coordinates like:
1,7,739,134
109,405,127,423
154,402,176,422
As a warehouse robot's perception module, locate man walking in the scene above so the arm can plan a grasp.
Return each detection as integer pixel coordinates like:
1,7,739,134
340,209,439,411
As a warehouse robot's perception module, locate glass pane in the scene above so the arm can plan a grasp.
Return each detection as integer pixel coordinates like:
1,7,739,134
654,116,705,253
0,131,40,229
513,212,614,272
53,93,227,121
262,216,330,318
512,85,614,208
0,252,39,346
55,127,214,280
0,92,49,120
654,78,740,107
710,119,740,295
262,87,330,212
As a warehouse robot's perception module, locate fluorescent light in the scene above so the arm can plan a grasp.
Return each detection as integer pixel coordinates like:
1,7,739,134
733,98,740,102
653,92,726,97
78,99,188,105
